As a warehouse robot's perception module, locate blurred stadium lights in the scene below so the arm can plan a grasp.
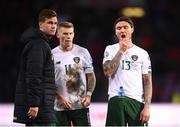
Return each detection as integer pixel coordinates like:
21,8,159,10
76,0,145,8
121,7,145,18
120,0,146,18
76,0,146,18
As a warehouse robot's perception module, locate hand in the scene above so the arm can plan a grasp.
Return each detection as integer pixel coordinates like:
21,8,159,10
81,95,91,107
140,104,150,124
119,38,129,54
27,107,39,119
58,95,72,109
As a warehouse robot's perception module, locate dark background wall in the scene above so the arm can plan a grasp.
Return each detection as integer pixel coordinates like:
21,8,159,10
0,0,180,103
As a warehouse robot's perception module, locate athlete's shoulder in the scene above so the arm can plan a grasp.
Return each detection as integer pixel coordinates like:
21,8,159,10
133,44,148,54
51,46,59,54
105,43,119,50
74,44,87,50
74,44,89,53
106,43,118,48
133,45,150,60
105,43,119,51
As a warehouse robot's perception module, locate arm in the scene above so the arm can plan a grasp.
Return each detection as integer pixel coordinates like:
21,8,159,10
103,39,129,78
143,73,153,105
25,41,45,119
140,73,153,123
103,51,123,78
82,72,96,107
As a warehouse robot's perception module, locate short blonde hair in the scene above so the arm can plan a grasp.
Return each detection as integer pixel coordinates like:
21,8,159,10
57,21,74,29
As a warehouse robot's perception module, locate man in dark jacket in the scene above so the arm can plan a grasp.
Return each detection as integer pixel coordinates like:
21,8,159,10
13,9,58,126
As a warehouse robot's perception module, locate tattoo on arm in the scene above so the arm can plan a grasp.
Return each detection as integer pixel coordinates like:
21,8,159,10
86,72,96,96
143,73,153,105
103,51,123,78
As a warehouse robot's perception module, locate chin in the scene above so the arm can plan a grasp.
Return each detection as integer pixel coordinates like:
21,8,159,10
49,31,56,35
51,32,56,36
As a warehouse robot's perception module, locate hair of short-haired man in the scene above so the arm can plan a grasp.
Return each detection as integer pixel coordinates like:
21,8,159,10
38,9,57,22
114,16,134,29
57,21,74,29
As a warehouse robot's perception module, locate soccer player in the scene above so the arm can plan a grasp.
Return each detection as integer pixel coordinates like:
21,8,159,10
13,9,58,126
103,16,153,126
52,21,96,126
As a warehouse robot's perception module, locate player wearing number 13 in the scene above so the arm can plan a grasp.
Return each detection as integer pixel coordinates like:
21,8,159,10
103,16,153,126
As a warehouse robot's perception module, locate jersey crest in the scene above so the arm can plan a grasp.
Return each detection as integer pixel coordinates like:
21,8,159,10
131,55,138,61
73,57,80,64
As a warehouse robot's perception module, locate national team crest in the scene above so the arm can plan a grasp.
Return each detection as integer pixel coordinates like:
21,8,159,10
73,57,80,63
131,55,138,61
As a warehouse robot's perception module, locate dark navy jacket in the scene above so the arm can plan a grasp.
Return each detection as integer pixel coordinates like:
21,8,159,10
13,27,57,124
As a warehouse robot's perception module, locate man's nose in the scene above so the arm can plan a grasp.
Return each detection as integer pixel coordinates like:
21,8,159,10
66,35,70,39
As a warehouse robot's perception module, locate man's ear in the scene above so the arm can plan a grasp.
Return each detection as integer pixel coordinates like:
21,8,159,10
131,27,134,33
39,22,43,30
56,32,59,38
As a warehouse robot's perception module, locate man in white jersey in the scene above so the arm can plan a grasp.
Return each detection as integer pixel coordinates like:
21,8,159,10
103,16,152,126
52,21,96,126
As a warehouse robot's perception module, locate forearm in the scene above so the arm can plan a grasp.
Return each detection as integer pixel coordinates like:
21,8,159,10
103,51,123,78
86,72,96,96
143,73,153,105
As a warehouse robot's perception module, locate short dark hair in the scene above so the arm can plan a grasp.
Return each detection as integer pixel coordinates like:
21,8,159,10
57,21,74,29
114,16,134,29
38,9,57,22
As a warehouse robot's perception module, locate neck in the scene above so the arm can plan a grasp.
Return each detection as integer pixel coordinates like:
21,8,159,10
59,45,73,51
119,39,134,49
39,29,52,39
128,42,134,49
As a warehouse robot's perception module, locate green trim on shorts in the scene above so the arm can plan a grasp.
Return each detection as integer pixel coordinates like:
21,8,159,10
106,96,148,126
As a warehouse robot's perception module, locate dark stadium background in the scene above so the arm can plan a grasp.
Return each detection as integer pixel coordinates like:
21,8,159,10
0,0,180,103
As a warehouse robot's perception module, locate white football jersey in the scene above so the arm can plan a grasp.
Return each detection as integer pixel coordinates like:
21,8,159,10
52,44,94,111
103,43,151,102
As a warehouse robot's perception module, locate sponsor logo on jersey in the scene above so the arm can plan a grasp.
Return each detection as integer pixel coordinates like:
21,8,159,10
131,55,138,61
104,51,109,58
73,57,80,63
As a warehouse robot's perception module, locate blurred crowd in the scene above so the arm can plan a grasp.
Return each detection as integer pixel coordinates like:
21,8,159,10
0,0,180,103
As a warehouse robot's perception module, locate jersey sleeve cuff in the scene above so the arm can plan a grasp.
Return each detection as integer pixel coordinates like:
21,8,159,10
87,91,92,96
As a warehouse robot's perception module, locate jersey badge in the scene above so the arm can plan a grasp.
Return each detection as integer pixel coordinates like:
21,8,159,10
73,57,80,64
131,55,138,61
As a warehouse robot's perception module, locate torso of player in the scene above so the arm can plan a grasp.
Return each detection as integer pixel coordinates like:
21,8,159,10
52,44,91,110
104,43,151,102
